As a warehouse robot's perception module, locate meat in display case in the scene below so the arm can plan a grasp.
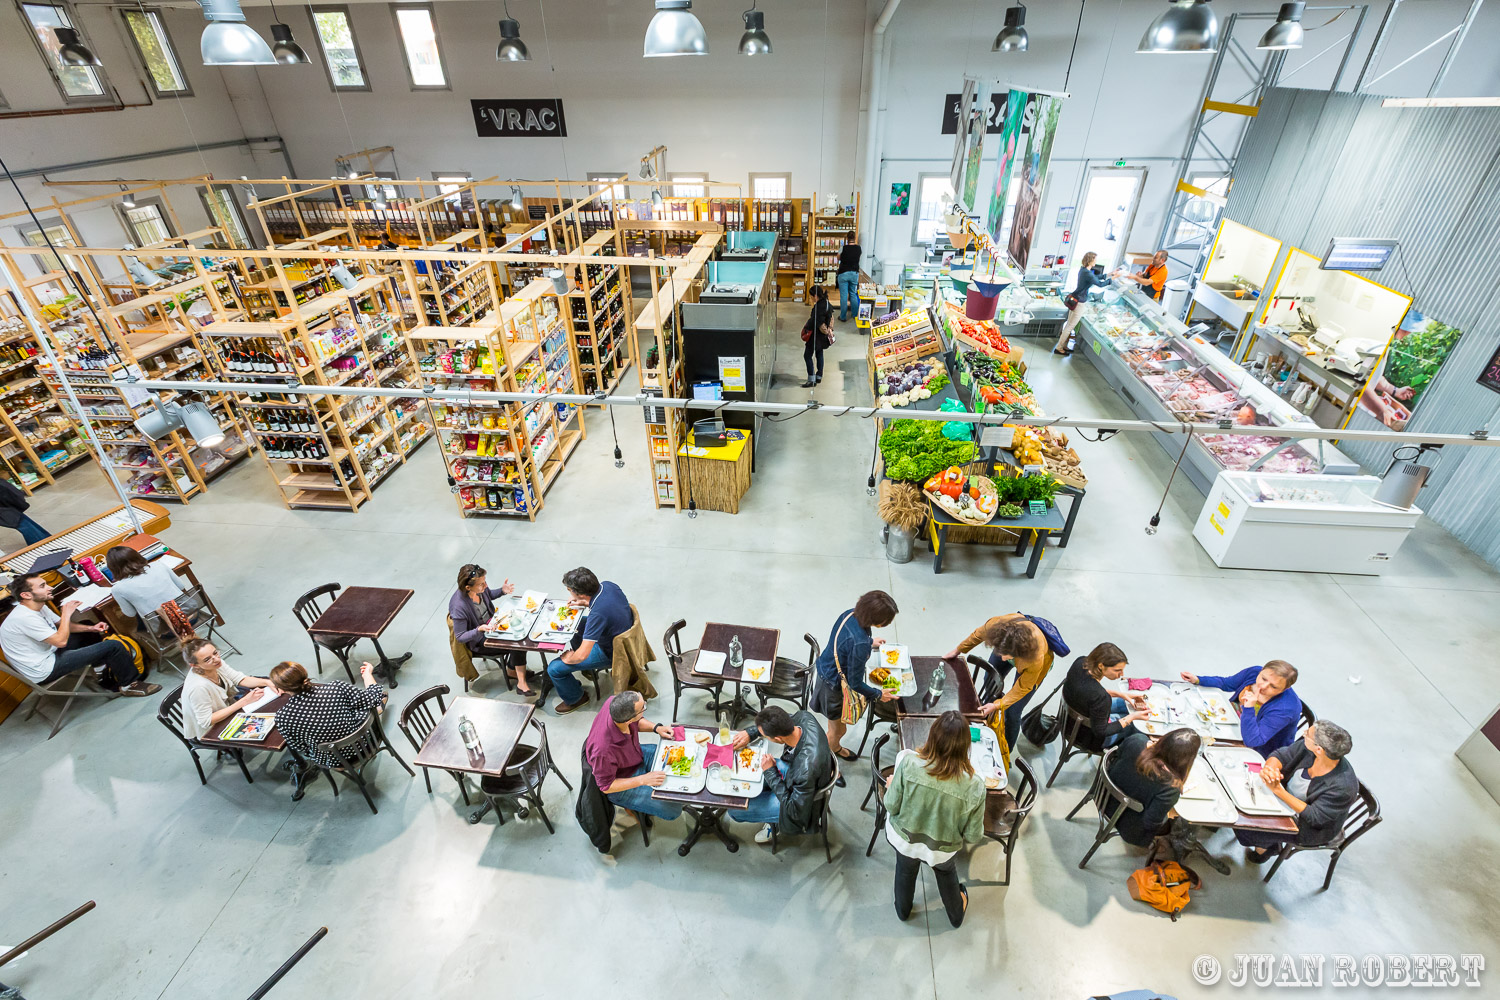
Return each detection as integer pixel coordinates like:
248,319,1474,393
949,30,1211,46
1074,283,1357,494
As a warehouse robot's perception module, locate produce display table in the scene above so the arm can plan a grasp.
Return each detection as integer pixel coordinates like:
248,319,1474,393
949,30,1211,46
926,499,1065,577
677,430,752,514
988,445,1085,548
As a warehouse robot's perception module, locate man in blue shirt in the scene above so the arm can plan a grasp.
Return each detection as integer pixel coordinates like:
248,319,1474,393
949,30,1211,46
1181,660,1302,757
551,567,633,714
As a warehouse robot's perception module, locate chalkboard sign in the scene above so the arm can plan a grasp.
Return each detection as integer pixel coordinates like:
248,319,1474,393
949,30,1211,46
1477,341,1500,396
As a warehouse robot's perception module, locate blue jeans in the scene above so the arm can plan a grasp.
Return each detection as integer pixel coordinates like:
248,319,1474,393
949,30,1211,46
606,754,684,821
836,270,858,321
17,514,49,545
1104,696,1132,748
728,761,785,825
548,643,609,705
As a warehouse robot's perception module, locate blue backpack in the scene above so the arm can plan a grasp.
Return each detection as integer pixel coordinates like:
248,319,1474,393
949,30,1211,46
1024,614,1070,657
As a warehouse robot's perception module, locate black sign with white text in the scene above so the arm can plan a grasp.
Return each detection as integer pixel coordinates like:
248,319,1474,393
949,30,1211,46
471,99,568,138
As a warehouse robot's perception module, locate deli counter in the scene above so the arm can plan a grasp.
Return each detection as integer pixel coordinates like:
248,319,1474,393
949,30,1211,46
1074,282,1358,495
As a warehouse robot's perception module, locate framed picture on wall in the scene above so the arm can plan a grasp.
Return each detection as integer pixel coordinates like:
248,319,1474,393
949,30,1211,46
1478,340,1500,396
890,183,911,216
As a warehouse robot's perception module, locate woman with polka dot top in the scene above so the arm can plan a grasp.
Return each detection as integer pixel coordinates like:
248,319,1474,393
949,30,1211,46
272,660,387,774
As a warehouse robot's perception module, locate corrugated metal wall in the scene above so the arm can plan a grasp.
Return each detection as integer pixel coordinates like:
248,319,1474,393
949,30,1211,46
1225,87,1500,568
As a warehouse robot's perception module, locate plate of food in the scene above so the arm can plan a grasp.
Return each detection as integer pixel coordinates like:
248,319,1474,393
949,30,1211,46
652,739,707,794
706,739,768,797
529,599,587,642
486,597,536,639
923,466,999,525
519,590,546,613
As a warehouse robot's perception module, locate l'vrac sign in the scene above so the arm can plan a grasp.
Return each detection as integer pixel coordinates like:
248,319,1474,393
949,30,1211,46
471,99,567,138
941,92,1037,135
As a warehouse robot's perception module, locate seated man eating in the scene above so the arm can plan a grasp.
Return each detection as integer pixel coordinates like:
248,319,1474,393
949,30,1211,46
584,691,683,827
1181,659,1301,757
727,704,834,845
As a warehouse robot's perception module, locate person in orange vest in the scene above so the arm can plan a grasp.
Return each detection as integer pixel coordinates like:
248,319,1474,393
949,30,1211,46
1122,250,1169,301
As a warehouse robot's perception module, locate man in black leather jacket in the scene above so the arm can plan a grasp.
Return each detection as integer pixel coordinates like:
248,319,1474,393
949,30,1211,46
727,705,834,845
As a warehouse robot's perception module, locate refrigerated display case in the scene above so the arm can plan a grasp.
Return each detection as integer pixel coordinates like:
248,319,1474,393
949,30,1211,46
1192,472,1421,574
1075,281,1358,494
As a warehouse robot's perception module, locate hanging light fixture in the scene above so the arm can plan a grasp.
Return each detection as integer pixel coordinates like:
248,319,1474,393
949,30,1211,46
644,0,708,58
992,4,1028,53
199,0,276,65
738,3,772,55
1257,1,1305,49
509,185,524,211
119,183,136,210
53,27,102,67
1138,0,1219,53
265,0,307,63
497,0,531,61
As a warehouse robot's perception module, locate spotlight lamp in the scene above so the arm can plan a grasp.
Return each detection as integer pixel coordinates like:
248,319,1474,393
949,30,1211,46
119,183,136,210
199,0,277,66
644,0,708,58
738,2,772,55
497,0,531,61
509,185,525,211
1257,1,1305,50
53,27,102,67
267,0,308,64
1138,0,1219,54
993,4,1029,53
135,396,227,449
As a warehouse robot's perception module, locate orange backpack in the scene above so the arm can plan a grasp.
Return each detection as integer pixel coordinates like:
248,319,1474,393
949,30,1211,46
1127,861,1203,921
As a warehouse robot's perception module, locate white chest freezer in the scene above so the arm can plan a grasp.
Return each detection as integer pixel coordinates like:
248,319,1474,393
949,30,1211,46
1192,472,1422,575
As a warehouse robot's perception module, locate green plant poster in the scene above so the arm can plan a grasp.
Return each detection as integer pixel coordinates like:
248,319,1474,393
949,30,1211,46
1356,309,1463,429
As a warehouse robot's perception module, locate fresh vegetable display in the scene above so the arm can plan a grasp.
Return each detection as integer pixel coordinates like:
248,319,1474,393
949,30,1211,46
923,466,998,523
996,503,1023,518
946,304,1014,356
879,419,978,483
877,358,947,407
992,471,1063,508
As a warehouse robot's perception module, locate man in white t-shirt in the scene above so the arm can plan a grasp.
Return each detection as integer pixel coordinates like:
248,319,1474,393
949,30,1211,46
0,571,159,696
180,637,276,739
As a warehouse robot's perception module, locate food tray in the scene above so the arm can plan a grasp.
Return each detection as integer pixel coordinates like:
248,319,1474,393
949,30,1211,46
705,738,769,797
968,725,1005,789
487,594,538,640
1203,745,1296,817
652,738,707,795
528,599,585,643
1137,683,1240,740
866,645,916,697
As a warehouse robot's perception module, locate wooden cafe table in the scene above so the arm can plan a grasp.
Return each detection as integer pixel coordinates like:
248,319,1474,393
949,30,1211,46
196,693,312,799
651,722,750,856
688,621,779,725
306,586,414,688
413,695,536,823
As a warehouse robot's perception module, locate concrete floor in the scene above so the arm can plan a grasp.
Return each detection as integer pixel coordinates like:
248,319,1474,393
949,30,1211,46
3,307,1499,1000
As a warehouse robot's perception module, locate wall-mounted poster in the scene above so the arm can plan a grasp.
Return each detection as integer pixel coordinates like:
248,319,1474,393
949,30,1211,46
1358,309,1465,428
1477,338,1500,396
889,183,911,216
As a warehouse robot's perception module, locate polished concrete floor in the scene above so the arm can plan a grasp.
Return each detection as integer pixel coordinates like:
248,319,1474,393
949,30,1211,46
3,307,1499,1000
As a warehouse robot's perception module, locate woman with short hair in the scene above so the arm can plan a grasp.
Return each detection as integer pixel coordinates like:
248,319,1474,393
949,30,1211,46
812,590,899,765
884,711,986,927
945,612,1068,758
1105,727,1201,846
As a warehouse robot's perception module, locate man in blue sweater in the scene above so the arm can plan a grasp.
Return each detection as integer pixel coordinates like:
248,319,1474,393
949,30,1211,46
1181,660,1301,757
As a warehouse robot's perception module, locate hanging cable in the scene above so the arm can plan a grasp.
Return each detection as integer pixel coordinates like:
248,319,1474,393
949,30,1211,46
1063,0,1087,91
1146,427,1194,535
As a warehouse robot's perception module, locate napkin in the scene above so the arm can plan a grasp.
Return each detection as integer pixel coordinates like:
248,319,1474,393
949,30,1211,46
695,650,727,675
1246,762,1262,774
535,642,566,651
703,744,734,768
670,725,685,742
1127,677,1153,691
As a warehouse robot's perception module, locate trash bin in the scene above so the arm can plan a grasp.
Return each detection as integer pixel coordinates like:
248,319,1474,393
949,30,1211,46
1163,278,1191,318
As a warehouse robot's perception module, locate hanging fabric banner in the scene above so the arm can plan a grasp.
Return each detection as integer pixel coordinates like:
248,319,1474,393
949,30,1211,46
961,83,989,210
986,89,1065,268
948,79,977,196
986,89,1029,244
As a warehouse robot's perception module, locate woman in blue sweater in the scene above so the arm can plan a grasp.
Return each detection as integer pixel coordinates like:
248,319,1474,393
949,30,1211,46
811,590,899,768
1181,659,1301,757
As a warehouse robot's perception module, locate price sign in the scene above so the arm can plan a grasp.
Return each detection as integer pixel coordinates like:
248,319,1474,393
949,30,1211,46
1027,500,1047,516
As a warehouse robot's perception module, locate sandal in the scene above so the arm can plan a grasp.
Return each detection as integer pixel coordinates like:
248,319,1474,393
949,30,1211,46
832,747,859,762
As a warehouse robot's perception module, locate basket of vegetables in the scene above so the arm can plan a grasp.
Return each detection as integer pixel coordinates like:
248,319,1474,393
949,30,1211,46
923,466,999,524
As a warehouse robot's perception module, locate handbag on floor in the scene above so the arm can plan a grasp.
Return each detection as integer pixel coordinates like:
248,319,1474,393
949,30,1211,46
1126,860,1202,921
831,612,868,726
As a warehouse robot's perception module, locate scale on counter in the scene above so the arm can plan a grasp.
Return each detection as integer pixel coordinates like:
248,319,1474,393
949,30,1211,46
692,417,729,446
698,283,757,304
719,247,768,262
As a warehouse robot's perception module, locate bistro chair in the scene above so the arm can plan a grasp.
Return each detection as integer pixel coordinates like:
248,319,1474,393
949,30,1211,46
771,765,839,863
447,618,515,695
1046,704,1103,788
0,660,119,740
861,733,895,856
985,756,1038,885
1295,700,1318,740
156,684,254,785
759,632,818,715
968,654,1004,704
397,684,470,805
137,587,240,676
1262,781,1381,891
293,583,358,683
310,711,415,814
471,718,573,832
856,693,900,758
665,618,722,722
1066,746,1142,869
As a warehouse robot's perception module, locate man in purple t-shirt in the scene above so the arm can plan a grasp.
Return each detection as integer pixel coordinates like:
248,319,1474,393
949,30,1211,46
585,691,683,824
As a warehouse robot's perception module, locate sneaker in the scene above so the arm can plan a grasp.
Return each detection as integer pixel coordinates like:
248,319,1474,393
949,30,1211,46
555,694,590,715
121,681,161,697
754,824,774,845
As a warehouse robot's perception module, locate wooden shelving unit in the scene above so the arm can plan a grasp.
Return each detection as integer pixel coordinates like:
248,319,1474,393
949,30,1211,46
568,229,634,396
810,196,861,307
0,285,83,493
410,279,584,519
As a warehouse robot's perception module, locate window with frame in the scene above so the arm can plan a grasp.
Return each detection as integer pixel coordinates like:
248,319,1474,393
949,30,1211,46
119,203,172,246
670,174,706,198
309,6,370,91
121,8,190,97
21,2,109,100
20,221,76,274
911,174,956,245
1172,175,1230,245
199,186,250,248
391,4,448,89
588,173,628,202
750,173,790,200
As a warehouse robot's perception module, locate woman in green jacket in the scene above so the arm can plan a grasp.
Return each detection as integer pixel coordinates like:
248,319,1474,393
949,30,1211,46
884,711,987,927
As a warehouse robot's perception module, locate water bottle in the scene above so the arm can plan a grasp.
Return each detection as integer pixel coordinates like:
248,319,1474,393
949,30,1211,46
728,634,744,671
458,715,482,757
926,662,946,707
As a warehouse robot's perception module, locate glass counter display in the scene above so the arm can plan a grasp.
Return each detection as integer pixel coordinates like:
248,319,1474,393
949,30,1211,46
1075,281,1357,493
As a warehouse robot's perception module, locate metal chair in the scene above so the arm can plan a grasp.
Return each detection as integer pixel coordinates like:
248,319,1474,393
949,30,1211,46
396,683,470,805
985,756,1038,885
1295,700,1317,740
156,683,254,785
137,586,240,676
759,633,818,715
1066,746,1143,869
855,695,899,757
0,660,119,740
861,733,894,856
310,711,415,814
665,618,721,722
293,584,358,683
1046,704,1104,788
470,718,573,831
771,765,839,862
1263,781,1380,891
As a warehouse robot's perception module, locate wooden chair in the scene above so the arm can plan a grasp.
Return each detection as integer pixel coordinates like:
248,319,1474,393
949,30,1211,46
1295,700,1317,740
292,584,357,683
310,712,415,814
759,632,818,716
985,756,1038,885
968,654,1004,704
1046,704,1104,788
855,696,899,757
861,733,895,856
771,765,839,862
1066,746,1142,869
471,718,573,832
137,586,240,676
0,660,119,740
665,618,721,722
156,684,255,785
1263,781,1380,891
397,683,470,805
